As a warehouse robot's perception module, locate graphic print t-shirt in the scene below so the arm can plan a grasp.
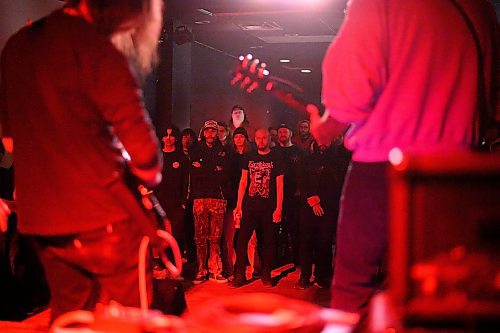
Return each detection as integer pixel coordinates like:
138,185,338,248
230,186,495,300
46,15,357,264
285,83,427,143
242,150,284,207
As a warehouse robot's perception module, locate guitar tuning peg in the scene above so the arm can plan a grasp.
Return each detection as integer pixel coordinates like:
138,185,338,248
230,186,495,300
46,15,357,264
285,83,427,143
241,54,253,68
257,66,266,78
249,59,260,74
246,81,259,93
265,81,274,91
240,76,252,89
230,72,243,85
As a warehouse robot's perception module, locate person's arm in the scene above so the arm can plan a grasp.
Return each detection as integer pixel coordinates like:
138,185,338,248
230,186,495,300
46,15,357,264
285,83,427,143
88,42,162,187
233,169,248,224
273,174,284,223
312,0,386,145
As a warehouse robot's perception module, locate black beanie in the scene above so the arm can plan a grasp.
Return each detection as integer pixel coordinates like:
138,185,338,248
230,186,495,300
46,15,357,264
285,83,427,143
233,127,249,140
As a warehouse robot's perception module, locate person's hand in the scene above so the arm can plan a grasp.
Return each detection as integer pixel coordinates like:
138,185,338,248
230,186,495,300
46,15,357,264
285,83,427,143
233,206,242,227
215,165,223,171
272,208,282,223
307,195,321,207
307,104,347,146
0,199,12,233
312,203,325,217
164,217,172,234
192,161,201,168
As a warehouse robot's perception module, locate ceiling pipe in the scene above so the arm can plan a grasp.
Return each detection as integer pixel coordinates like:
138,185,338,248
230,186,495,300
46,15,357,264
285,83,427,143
212,9,320,17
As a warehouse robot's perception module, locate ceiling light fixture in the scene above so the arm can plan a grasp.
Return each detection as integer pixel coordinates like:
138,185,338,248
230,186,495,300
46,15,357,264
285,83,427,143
279,59,291,63
196,8,214,16
300,69,312,73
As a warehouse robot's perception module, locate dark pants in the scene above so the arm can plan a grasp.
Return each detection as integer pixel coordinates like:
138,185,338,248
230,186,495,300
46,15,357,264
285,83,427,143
221,204,236,275
165,204,185,254
298,204,337,284
282,196,300,265
331,162,388,315
183,200,197,263
35,220,152,322
234,204,278,280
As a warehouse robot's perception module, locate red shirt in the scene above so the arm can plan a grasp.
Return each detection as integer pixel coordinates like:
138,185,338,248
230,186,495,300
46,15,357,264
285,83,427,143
322,0,498,162
0,10,161,235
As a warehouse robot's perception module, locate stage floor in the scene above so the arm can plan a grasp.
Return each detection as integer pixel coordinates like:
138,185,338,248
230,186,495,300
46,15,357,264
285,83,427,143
0,263,331,332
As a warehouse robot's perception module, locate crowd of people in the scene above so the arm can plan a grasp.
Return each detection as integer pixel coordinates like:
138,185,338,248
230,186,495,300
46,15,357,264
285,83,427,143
154,104,351,289
1,0,497,328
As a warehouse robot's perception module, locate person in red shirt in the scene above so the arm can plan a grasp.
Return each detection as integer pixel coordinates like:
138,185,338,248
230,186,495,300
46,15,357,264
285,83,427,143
308,0,498,319
0,0,164,321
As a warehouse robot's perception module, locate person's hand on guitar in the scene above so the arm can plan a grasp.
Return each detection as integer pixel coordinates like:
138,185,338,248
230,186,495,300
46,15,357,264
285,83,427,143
307,104,349,146
0,199,12,232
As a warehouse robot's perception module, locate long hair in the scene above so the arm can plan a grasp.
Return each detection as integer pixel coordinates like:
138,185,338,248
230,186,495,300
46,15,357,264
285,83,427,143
163,125,182,152
228,104,250,128
102,0,164,79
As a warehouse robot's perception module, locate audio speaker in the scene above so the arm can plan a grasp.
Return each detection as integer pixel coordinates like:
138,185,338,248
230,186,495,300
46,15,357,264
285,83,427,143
388,150,500,328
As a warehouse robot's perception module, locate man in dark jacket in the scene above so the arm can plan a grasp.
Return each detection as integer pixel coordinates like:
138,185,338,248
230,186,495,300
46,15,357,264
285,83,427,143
296,140,350,290
190,120,228,284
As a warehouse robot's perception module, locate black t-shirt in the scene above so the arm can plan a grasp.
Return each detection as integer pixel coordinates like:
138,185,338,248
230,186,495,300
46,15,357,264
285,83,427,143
155,150,189,208
242,150,284,207
275,145,304,198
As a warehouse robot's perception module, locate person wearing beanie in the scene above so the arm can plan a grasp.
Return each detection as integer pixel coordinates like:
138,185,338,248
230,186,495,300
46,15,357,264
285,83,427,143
233,127,249,141
220,125,256,279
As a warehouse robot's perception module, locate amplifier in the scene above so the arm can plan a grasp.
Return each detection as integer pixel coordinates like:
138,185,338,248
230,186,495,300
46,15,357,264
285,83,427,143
388,149,500,328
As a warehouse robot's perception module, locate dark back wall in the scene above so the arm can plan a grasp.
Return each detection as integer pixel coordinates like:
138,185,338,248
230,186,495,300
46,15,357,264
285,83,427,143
189,42,320,135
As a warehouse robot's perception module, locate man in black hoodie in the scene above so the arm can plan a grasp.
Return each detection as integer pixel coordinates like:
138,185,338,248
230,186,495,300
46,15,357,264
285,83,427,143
190,120,228,284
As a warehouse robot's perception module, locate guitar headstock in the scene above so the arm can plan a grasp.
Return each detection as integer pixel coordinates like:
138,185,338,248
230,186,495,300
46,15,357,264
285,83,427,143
230,53,312,115
230,54,272,94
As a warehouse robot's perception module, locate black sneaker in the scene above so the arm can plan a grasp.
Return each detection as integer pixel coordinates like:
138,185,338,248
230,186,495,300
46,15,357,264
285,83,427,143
209,273,228,283
228,275,246,288
193,273,208,285
294,279,312,290
261,277,274,288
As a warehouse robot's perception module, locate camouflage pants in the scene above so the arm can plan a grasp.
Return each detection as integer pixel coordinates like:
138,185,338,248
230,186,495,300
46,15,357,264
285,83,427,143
193,198,226,275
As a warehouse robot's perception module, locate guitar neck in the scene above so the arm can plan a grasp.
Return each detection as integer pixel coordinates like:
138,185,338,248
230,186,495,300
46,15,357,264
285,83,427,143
232,54,325,116
266,83,325,117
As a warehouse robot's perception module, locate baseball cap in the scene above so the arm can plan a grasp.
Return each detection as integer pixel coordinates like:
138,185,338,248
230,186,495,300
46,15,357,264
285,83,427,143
202,120,218,130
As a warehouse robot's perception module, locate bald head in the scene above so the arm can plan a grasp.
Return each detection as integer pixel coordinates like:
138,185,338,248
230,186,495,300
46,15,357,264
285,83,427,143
255,128,270,153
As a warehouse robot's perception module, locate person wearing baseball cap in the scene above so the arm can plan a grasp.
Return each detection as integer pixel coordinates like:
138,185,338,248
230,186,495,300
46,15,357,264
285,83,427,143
275,123,304,269
190,119,228,284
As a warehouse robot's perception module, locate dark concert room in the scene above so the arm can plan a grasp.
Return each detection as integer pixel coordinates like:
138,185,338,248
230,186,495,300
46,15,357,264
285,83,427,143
0,0,499,332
